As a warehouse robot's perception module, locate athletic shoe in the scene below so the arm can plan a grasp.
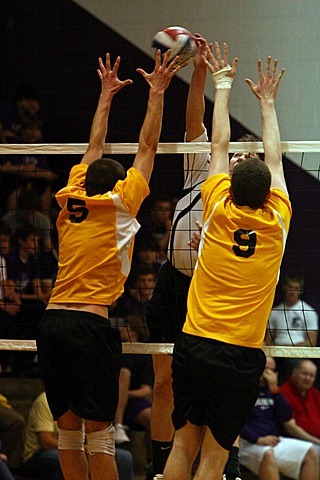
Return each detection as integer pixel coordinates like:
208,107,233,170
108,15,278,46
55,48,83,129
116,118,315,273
222,475,242,480
153,475,163,479
114,423,130,444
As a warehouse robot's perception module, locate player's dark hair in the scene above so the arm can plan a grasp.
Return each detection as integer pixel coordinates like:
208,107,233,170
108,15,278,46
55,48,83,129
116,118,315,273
230,158,271,209
85,158,126,197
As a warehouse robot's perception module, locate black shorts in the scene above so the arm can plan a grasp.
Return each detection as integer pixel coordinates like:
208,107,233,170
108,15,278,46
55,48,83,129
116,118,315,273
36,309,122,422
146,261,191,343
171,332,266,450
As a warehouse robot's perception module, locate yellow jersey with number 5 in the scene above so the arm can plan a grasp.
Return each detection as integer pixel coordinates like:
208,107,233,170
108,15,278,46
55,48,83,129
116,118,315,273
183,173,292,348
49,164,149,306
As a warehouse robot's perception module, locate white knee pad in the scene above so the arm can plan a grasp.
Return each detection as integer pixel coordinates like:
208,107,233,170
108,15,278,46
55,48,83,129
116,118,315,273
86,425,115,456
57,424,85,451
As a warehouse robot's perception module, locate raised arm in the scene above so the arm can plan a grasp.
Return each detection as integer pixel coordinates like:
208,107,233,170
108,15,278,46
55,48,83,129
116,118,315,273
81,54,133,165
185,34,211,142
203,42,237,177
246,57,288,196
132,50,180,183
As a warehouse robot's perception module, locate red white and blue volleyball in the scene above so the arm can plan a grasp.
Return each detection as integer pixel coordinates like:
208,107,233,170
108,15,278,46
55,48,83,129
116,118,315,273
151,26,196,67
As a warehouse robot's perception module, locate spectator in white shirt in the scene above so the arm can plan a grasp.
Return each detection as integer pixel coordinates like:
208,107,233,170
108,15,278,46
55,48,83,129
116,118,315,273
265,271,318,382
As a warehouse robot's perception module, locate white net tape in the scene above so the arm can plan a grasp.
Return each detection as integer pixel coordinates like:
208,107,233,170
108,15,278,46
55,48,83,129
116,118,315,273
0,142,319,357
1,141,320,155
0,340,319,358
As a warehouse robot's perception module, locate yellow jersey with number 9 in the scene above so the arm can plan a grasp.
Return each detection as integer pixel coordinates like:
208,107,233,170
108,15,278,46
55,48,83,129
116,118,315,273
183,173,292,348
49,164,149,306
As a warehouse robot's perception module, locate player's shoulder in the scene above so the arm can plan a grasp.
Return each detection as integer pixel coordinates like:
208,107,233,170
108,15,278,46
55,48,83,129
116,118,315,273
202,173,230,193
269,188,292,211
67,163,87,185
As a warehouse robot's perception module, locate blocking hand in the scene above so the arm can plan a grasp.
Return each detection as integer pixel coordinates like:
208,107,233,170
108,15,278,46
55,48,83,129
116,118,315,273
97,53,133,96
136,49,181,93
245,56,285,102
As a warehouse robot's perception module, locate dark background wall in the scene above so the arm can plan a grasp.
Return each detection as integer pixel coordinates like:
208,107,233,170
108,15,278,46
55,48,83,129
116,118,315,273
1,0,319,313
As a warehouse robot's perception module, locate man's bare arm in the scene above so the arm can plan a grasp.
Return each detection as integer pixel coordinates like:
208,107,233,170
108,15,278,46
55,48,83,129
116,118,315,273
133,50,180,183
185,34,211,142
81,54,133,165
203,42,237,177
284,418,320,445
246,57,288,196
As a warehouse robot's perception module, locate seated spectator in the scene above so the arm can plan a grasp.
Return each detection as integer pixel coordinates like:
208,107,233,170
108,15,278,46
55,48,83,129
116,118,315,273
1,84,41,140
124,266,157,323
0,221,20,371
0,391,25,470
2,190,52,252
6,225,50,303
266,272,318,347
115,324,153,475
24,391,134,480
6,224,48,374
281,359,320,456
265,271,319,382
0,115,56,217
239,356,318,480
2,189,58,295
132,236,161,276
136,193,173,263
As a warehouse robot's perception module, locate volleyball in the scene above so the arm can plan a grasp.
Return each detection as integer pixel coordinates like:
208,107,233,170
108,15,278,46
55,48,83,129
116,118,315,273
151,26,196,67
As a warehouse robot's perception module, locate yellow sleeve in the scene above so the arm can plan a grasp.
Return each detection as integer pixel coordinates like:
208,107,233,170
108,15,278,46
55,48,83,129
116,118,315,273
113,167,150,217
55,164,88,208
269,188,292,233
201,174,230,222
67,164,88,188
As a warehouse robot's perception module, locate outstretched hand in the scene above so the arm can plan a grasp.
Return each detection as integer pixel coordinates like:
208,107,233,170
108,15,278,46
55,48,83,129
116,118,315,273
97,53,133,96
202,41,238,78
245,56,285,102
136,49,181,93
192,33,212,68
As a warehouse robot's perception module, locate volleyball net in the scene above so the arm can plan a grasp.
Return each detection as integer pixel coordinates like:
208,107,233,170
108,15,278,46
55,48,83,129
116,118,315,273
0,141,319,359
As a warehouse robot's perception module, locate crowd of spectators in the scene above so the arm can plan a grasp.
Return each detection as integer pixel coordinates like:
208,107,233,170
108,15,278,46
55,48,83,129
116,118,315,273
239,357,319,480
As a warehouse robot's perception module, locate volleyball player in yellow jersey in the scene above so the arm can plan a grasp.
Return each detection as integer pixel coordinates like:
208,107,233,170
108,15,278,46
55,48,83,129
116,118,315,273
36,50,180,480
163,43,291,480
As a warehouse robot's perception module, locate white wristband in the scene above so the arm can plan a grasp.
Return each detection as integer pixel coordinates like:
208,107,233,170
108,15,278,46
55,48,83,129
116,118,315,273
212,65,233,89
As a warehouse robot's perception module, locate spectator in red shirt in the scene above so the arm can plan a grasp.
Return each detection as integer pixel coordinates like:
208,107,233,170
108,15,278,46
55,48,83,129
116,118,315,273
239,357,318,480
281,359,320,456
